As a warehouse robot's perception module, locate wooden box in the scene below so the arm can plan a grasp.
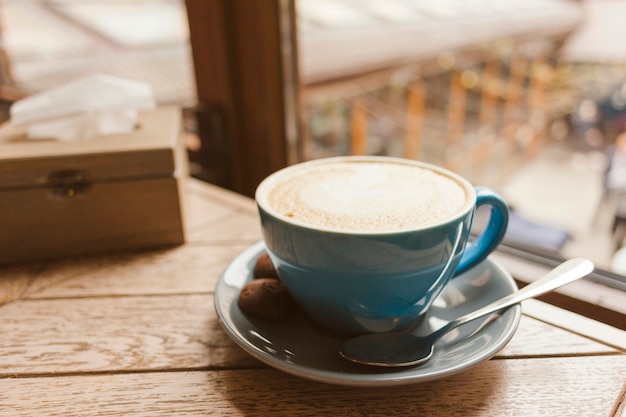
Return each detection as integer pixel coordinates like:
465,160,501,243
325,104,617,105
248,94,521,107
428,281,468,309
0,107,187,264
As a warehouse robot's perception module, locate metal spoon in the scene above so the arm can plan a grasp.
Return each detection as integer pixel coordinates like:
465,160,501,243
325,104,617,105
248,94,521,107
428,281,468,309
340,258,594,367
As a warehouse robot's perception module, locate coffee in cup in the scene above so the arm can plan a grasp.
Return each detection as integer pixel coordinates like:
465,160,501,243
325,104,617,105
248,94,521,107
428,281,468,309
256,156,508,335
264,159,470,232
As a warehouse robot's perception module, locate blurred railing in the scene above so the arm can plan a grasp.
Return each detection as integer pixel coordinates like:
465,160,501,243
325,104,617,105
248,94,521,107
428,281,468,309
297,0,583,186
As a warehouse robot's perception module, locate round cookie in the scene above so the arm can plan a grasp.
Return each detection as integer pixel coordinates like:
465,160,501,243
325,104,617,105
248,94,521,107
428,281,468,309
238,278,298,320
253,252,279,279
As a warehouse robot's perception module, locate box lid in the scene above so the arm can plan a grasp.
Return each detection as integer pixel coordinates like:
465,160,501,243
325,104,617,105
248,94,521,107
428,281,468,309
0,107,183,189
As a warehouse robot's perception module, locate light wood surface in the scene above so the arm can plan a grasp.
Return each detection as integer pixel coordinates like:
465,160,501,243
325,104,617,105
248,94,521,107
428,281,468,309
1,178,625,416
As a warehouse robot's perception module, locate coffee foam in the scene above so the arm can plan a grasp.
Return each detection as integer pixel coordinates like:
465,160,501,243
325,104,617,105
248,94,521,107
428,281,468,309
263,160,469,232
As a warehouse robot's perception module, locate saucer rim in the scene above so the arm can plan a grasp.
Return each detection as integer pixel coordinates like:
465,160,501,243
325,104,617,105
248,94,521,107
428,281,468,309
215,241,522,387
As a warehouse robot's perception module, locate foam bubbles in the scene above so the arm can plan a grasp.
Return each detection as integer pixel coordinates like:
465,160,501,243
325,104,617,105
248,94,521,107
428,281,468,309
267,161,468,232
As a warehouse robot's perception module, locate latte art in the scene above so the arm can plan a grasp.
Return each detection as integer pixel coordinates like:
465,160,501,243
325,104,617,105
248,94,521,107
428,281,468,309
263,160,469,232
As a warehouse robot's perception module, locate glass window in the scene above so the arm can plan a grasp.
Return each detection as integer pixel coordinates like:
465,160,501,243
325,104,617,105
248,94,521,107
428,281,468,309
1,0,625,292
295,0,626,288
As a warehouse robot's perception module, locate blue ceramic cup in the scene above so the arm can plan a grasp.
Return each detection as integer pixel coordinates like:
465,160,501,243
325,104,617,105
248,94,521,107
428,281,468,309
256,156,508,335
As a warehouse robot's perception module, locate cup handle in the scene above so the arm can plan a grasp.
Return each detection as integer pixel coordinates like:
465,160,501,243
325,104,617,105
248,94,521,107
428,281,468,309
455,186,509,275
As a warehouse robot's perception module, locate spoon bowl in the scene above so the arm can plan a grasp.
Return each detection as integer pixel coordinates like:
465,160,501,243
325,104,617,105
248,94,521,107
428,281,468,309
340,258,595,367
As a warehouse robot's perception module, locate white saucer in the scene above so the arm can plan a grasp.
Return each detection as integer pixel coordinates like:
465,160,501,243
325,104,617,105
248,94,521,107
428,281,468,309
215,241,521,387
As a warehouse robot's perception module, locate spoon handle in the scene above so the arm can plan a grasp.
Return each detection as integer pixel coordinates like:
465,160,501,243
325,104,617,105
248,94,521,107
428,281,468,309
437,258,594,338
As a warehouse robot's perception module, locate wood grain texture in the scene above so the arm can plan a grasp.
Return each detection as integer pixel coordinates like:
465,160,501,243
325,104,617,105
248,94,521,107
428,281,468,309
0,294,618,377
0,177,185,264
183,189,243,234
183,179,262,243
186,212,261,244
0,294,259,376
21,244,250,299
0,108,188,264
498,315,621,357
0,261,42,304
1,179,625,417
522,299,626,351
1,356,625,417
0,178,258,305
185,178,258,214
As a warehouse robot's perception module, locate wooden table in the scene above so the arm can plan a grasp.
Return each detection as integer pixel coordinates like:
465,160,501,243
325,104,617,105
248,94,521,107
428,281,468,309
1,179,625,416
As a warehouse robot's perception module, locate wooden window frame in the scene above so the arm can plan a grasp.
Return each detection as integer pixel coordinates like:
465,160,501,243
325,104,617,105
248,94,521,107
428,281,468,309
185,0,301,197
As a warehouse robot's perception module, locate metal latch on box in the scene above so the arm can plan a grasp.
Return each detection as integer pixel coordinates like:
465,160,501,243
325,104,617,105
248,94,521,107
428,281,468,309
46,170,91,198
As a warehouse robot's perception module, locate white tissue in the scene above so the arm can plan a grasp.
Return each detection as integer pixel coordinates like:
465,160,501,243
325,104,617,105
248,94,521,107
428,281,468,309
10,74,156,142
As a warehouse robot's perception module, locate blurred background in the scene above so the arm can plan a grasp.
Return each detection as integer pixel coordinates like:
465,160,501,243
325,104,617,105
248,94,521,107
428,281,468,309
2,0,626,281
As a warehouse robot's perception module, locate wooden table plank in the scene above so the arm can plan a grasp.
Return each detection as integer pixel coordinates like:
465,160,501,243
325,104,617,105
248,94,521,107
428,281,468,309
499,314,622,357
0,294,259,376
0,179,261,304
0,262,42,305
522,299,626,350
1,179,625,416
183,188,242,234
1,356,624,417
187,213,262,244
186,178,258,215
0,294,618,376
184,179,262,243
21,244,250,299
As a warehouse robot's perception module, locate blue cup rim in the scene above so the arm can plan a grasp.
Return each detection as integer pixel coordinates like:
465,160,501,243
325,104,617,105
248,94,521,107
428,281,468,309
255,156,477,236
